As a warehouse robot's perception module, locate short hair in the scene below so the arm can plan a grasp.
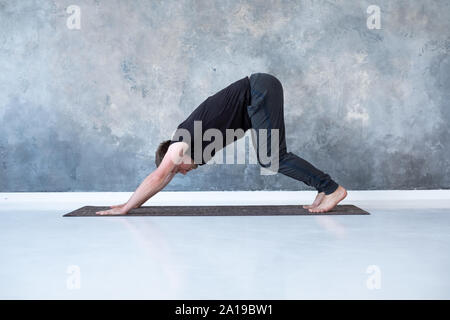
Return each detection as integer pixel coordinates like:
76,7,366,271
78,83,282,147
155,140,172,167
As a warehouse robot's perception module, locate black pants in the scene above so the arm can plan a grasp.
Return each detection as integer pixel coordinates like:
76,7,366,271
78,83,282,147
247,72,339,195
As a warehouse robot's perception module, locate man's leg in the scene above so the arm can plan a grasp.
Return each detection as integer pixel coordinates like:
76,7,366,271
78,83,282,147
247,73,346,211
247,72,339,194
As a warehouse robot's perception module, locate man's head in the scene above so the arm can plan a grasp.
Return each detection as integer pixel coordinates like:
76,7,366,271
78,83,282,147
155,140,198,175
155,140,172,168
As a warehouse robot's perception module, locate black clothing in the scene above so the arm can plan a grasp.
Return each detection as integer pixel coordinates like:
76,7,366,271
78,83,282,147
169,73,339,195
170,76,252,165
247,73,339,195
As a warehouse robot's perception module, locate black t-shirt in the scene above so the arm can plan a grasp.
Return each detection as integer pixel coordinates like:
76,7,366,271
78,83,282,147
170,76,252,165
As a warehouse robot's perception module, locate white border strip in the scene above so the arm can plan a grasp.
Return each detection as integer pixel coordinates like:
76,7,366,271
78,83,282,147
0,190,449,211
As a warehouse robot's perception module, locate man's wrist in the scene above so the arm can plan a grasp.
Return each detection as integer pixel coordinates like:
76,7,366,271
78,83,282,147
122,203,135,213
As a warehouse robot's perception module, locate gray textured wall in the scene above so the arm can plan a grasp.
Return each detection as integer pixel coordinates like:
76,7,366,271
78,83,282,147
1,0,449,192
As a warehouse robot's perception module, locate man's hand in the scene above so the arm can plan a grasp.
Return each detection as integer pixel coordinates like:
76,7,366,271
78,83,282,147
95,206,128,215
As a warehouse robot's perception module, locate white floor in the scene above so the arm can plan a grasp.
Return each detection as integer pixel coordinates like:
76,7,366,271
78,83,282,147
0,190,449,299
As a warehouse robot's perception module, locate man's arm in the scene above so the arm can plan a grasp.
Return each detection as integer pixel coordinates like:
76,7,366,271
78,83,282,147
121,144,184,212
123,170,175,211
96,143,186,215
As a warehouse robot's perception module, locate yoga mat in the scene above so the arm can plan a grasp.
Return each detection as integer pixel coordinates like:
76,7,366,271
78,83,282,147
63,205,369,217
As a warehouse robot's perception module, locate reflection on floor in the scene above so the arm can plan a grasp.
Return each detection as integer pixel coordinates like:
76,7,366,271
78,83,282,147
0,191,449,299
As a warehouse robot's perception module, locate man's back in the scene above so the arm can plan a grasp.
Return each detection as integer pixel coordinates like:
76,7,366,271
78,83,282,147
170,76,252,165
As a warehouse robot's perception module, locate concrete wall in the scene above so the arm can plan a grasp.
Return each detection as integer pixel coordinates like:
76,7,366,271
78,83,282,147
1,0,449,192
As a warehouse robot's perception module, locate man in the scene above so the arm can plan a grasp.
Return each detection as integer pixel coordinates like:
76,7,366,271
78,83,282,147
96,73,347,215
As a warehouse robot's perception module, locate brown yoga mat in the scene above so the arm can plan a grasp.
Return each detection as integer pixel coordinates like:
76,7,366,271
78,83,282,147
63,205,369,217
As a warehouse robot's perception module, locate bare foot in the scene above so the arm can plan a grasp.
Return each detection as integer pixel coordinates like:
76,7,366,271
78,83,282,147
308,185,347,213
303,192,325,209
